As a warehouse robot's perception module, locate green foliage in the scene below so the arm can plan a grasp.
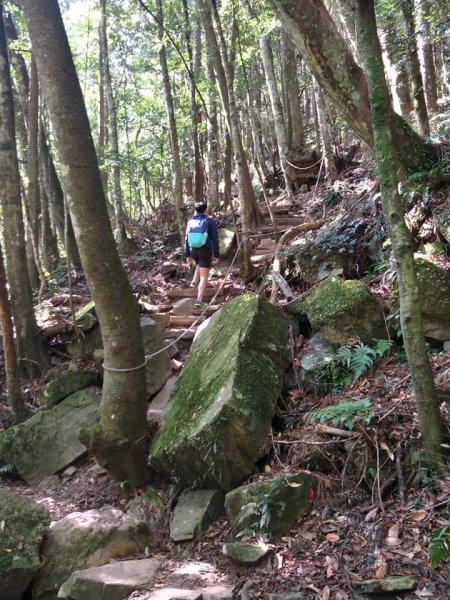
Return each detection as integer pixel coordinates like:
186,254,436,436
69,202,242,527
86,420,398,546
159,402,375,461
307,398,372,430
236,491,287,540
324,189,342,208
311,339,393,394
429,524,450,574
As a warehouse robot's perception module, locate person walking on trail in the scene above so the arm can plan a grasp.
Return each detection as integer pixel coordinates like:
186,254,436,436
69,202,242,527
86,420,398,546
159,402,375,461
185,202,220,308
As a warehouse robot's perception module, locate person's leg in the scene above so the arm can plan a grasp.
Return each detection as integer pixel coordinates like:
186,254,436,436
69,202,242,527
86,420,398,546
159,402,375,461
197,267,210,302
191,265,200,285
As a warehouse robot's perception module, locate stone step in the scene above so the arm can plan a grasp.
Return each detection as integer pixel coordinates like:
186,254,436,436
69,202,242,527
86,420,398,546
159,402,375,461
164,328,197,341
169,315,205,327
167,286,227,299
192,304,222,315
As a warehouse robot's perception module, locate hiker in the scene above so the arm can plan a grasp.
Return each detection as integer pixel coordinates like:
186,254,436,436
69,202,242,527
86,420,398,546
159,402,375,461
184,202,220,308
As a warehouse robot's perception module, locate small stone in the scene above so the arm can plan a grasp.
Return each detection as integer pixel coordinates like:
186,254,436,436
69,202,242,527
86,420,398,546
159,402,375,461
37,475,60,490
172,298,196,316
201,585,234,599
62,466,77,478
443,341,450,352
170,489,224,542
222,542,271,565
146,589,202,600
354,576,417,593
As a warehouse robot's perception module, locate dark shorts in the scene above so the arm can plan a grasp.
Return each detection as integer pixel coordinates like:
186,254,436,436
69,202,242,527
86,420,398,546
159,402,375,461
191,245,212,268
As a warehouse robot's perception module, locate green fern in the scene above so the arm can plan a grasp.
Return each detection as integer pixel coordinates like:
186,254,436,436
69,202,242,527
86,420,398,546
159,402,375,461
429,524,450,574
372,338,393,358
307,398,372,430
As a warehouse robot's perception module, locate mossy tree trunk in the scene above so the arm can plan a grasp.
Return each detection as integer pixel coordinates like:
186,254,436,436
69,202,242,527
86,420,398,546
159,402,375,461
26,59,40,289
260,34,296,199
313,77,337,182
268,0,436,170
418,0,438,112
156,0,185,242
399,0,430,137
281,33,304,150
355,0,444,472
205,41,220,209
22,0,148,487
0,241,24,421
0,2,46,379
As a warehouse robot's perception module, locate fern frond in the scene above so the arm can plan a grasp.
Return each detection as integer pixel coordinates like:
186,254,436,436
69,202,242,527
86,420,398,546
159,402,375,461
429,524,450,574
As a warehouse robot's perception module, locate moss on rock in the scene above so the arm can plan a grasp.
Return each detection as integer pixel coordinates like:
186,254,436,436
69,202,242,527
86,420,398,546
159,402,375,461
298,277,387,344
37,370,98,407
0,490,50,600
415,255,450,320
149,294,289,491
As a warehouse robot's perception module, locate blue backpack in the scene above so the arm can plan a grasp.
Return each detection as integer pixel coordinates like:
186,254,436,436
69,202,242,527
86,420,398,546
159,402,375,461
187,216,209,248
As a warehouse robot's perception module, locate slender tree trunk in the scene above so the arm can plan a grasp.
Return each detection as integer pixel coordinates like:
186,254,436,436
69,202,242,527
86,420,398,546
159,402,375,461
205,42,220,209
26,59,40,289
0,241,24,421
356,0,444,472
260,34,296,199
334,0,361,64
418,0,438,112
248,85,269,179
99,0,127,243
381,27,414,115
313,78,337,182
98,20,108,194
400,0,430,137
281,33,304,150
311,84,321,150
0,3,46,378
156,0,185,241
40,179,59,272
268,0,436,169
22,0,148,487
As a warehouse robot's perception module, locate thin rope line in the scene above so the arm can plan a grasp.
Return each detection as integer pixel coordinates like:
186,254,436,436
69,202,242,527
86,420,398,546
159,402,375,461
102,239,242,373
285,156,323,171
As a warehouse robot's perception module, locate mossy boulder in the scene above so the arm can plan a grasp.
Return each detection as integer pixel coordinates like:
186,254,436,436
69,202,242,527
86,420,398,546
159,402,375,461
436,208,450,244
37,370,98,407
141,317,172,397
74,300,97,332
224,472,314,539
0,490,50,600
0,389,101,485
218,226,235,257
149,294,289,491
222,542,270,565
33,508,155,600
414,255,450,340
293,277,386,344
170,489,224,541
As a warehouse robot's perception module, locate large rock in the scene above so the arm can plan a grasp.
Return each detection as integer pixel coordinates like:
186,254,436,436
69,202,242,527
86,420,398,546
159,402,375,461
33,507,155,600
414,255,450,341
37,370,98,407
149,294,289,490
436,208,450,244
224,472,314,539
0,490,50,600
141,317,172,397
222,542,270,565
218,226,235,257
58,558,160,600
290,276,387,345
170,489,224,542
0,389,100,485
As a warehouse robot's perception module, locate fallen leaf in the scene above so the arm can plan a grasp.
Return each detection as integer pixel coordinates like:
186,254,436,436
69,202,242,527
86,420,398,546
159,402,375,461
380,442,394,460
375,562,387,579
326,533,340,543
0,520,5,531
414,590,435,597
385,524,402,546
365,507,378,522
321,585,331,600
409,509,427,522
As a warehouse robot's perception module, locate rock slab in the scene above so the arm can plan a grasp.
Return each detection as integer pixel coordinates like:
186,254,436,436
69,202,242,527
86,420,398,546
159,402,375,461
354,575,417,593
33,507,155,600
170,489,224,541
141,317,172,397
149,294,289,491
0,389,100,485
225,472,313,539
0,490,50,600
222,542,270,565
37,370,97,406
58,558,160,600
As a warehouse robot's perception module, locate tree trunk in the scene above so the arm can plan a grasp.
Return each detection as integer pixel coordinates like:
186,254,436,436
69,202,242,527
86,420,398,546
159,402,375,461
313,78,337,182
260,34,296,199
40,178,59,273
0,3,46,378
380,27,414,116
97,19,108,194
418,0,438,112
400,0,430,137
22,0,149,487
99,0,128,243
26,59,40,289
355,0,444,472
156,0,185,241
0,241,25,421
334,0,361,64
268,0,436,170
205,41,220,209
281,33,304,150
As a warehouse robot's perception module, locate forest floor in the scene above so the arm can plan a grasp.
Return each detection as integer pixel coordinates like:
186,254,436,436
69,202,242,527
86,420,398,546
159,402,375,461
2,144,450,598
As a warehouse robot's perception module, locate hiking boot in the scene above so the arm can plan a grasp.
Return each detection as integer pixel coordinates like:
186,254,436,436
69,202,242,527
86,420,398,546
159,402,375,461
194,299,208,308
189,281,198,288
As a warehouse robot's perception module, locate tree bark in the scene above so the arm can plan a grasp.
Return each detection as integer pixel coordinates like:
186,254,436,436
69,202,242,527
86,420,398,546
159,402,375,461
40,177,59,273
0,241,25,421
313,77,337,182
355,0,444,472
268,0,436,170
260,34,296,199
99,0,128,243
156,0,185,241
22,0,148,487
418,0,438,112
400,0,430,137
0,2,46,378
26,59,40,289
205,40,220,209
281,32,304,150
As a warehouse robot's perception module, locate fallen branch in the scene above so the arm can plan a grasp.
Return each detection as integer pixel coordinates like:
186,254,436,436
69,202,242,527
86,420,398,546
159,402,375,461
316,424,359,438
